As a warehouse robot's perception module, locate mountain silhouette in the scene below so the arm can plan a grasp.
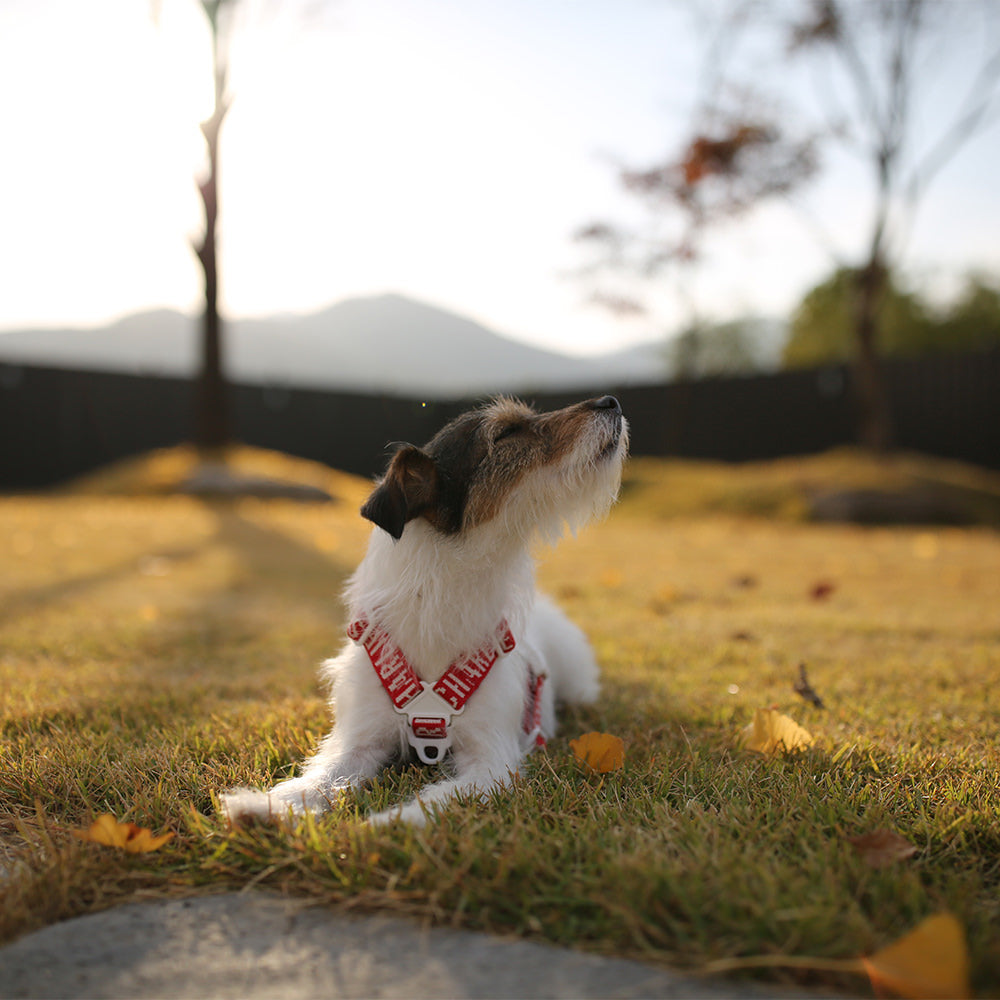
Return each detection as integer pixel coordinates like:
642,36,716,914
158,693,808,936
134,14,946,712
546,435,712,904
0,293,668,397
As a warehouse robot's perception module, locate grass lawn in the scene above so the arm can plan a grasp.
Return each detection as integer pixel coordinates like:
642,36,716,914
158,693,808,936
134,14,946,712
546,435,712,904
2,448,999,994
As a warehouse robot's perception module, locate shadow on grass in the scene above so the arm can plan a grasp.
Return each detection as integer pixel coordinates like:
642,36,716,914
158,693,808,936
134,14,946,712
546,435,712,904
3,502,355,747
209,505,353,593
5,501,353,631
0,542,206,628
3,505,361,826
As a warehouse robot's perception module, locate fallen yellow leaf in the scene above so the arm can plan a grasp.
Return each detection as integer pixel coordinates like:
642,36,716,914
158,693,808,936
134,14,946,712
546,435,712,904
648,583,681,616
739,708,814,754
314,529,340,553
699,912,971,996
73,814,175,854
570,732,625,773
912,533,939,560
862,913,971,1000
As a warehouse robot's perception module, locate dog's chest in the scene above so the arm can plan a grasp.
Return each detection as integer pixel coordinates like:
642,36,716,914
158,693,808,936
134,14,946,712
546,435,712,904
348,616,546,764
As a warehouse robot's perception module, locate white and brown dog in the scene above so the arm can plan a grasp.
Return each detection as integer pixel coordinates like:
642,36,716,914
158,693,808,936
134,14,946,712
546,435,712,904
220,395,628,826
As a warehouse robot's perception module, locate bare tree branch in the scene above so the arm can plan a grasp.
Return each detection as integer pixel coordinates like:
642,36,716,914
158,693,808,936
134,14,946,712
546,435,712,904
904,44,1000,205
578,0,998,451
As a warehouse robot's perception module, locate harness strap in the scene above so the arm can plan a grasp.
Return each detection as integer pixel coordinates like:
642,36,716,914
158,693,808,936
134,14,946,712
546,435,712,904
433,622,516,710
523,667,547,749
348,618,515,712
347,618,424,709
349,617,523,765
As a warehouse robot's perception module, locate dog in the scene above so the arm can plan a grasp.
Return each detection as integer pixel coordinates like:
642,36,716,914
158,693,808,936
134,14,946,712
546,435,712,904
220,394,628,826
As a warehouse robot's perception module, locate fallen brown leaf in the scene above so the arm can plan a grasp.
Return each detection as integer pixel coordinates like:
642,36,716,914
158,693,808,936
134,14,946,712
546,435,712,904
793,663,825,708
848,829,917,868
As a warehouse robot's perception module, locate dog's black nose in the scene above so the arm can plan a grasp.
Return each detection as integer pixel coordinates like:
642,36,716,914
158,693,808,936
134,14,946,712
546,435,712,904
591,395,621,413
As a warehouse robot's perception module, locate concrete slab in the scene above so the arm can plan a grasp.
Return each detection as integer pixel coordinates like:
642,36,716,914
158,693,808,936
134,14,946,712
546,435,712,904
0,893,824,999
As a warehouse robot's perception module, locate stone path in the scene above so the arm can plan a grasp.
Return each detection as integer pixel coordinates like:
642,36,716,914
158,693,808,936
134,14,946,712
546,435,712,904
0,893,839,999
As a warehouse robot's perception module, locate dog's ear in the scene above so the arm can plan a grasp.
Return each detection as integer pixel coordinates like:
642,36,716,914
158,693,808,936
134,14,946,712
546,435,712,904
360,445,439,540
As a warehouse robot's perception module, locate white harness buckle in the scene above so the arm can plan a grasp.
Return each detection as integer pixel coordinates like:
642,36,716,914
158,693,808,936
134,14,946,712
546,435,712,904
395,685,462,764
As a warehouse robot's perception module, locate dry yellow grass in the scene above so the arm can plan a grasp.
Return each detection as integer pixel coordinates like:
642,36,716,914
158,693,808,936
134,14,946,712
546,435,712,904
2,447,999,991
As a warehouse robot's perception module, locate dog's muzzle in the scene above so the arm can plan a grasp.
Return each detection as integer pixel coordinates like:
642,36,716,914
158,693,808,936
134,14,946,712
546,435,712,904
589,395,625,458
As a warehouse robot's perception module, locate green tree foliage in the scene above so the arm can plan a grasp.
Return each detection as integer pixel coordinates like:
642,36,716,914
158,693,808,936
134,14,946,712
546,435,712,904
671,318,778,378
784,268,932,368
941,275,1000,352
784,269,1000,368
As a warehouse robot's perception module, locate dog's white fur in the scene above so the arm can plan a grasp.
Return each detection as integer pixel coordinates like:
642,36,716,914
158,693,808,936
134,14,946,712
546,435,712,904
220,396,628,826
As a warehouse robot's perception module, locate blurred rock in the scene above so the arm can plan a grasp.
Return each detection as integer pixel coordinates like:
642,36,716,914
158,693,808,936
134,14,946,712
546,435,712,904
809,487,975,525
179,463,333,502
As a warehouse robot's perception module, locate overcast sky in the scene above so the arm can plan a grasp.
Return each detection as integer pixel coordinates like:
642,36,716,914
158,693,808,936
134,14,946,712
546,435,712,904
1,0,998,356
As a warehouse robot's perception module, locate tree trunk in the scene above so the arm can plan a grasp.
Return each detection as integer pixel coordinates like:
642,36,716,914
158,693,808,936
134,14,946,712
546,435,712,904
193,2,231,458
851,259,894,453
195,125,228,456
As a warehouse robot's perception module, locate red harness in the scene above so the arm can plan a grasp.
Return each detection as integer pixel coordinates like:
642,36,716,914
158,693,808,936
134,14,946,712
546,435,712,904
348,617,546,763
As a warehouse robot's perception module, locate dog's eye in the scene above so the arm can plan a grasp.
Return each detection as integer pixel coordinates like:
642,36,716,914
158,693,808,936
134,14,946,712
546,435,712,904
493,423,523,444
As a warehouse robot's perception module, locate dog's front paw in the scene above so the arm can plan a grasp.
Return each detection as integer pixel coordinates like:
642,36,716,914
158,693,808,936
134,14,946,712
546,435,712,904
367,799,430,828
218,787,283,827
218,780,337,828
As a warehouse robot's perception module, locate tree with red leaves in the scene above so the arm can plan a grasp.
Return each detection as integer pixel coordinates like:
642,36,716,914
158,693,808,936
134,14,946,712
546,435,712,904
579,0,1000,453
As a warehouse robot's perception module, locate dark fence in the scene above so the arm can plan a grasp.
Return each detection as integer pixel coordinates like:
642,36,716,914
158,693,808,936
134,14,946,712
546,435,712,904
1,349,998,490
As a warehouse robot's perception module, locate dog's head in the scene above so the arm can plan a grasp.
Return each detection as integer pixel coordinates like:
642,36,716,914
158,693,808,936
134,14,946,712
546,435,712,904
361,396,628,544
